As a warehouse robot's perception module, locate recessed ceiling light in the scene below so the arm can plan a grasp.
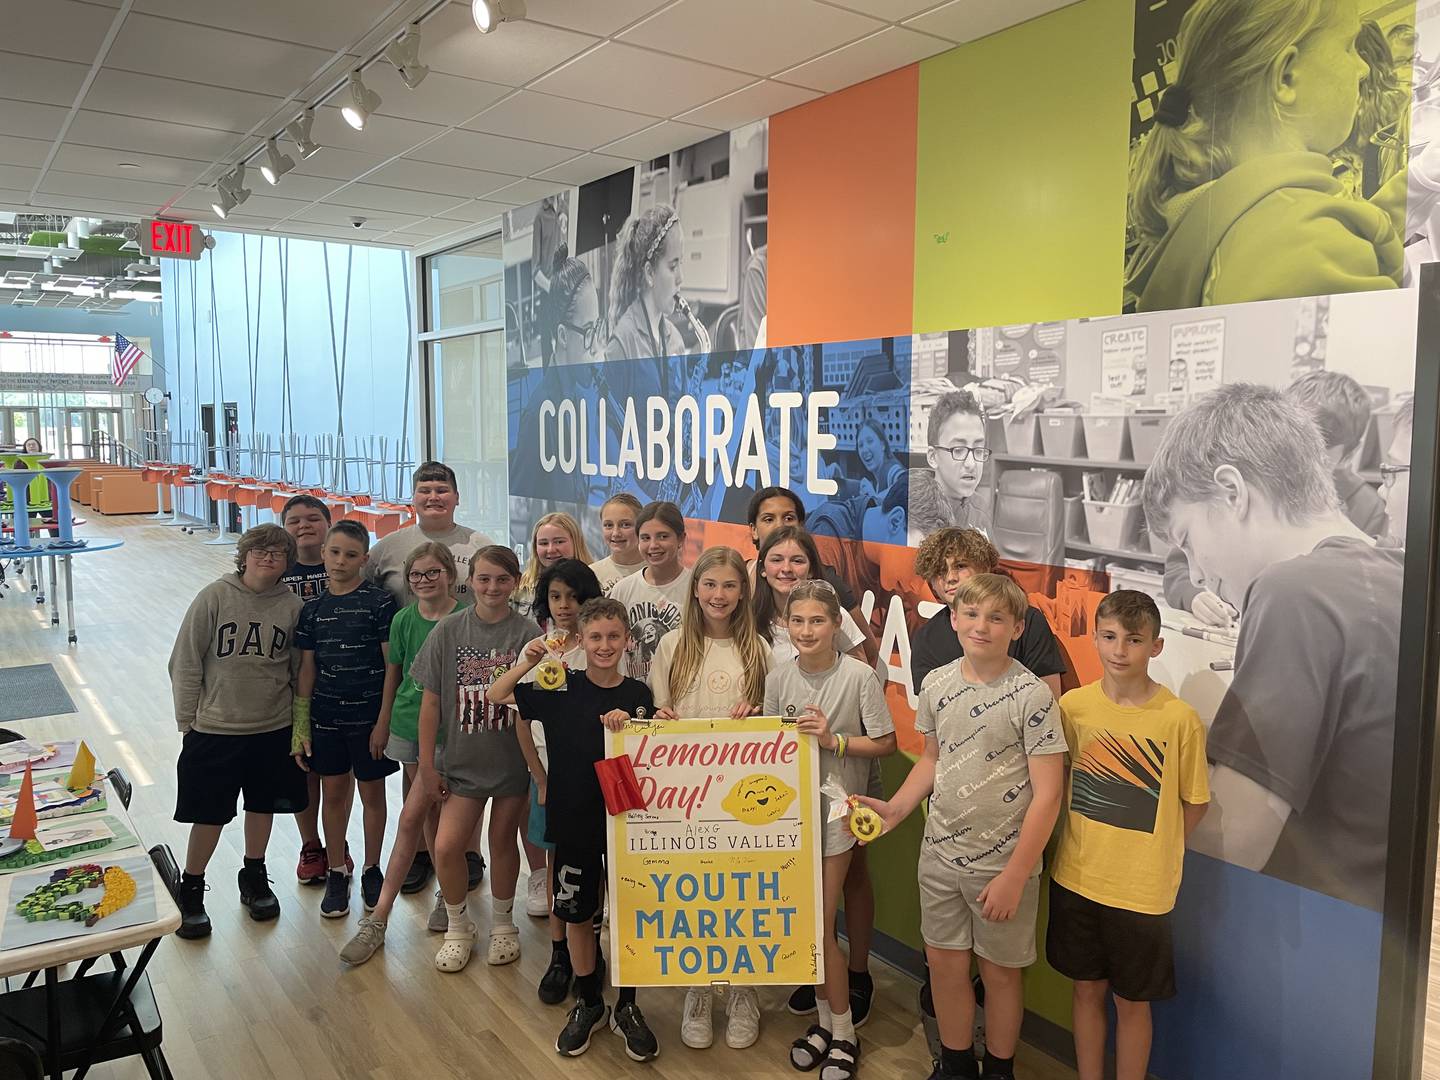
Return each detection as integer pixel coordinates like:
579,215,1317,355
473,0,526,33
340,72,381,131
117,162,142,170
285,110,322,159
384,28,429,90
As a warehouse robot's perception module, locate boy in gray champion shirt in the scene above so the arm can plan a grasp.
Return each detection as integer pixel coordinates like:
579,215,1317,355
858,574,1065,1080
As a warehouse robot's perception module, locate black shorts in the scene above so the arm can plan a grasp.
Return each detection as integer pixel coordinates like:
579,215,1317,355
309,725,401,782
552,844,606,924
175,727,309,826
1045,880,1176,1001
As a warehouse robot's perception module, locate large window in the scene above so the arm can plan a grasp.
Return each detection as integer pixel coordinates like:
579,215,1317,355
420,233,507,540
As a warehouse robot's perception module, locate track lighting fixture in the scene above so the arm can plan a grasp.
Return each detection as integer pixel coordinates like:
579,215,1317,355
211,162,250,219
473,0,526,33
285,110,321,159
340,72,381,130
259,137,295,185
384,28,429,90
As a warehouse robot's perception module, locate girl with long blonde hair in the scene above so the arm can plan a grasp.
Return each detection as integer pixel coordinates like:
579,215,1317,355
647,544,771,1052
514,512,592,619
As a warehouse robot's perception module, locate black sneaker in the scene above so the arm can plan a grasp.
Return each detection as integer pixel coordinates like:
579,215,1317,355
539,947,573,1004
177,875,211,940
401,850,433,895
610,1000,659,1062
466,850,486,891
320,869,350,919
849,969,874,1028
787,984,817,1015
237,864,280,922
556,1001,608,1056
361,866,384,912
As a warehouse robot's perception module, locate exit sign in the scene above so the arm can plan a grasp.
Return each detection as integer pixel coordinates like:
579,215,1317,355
139,219,208,261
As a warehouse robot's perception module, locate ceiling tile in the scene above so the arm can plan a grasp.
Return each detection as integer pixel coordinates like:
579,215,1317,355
106,15,336,96
292,145,392,182
311,107,447,160
903,0,1078,44
380,231,430,247
384,217,475,238
0,101,68,143
52,145,208,185
285,204,416,229
596,120,721,163
520,0,672,36
0,55,91,108
367,157,518,199
406,128,574,176
0,136,54,170
824,0,948,18
774,26,952,92
86,70,283,133
531,42,751,115
246,171,348,202
533,153,636,186
366,66,511,127
422,6,598,86
463,91,656,151
437,198,519,222
621,0,883,77
133,0,399,51
480,178,568,206
66,111,243,162
323,183,469,216
6,1,118,65
39,170,180,207
676,80,819,130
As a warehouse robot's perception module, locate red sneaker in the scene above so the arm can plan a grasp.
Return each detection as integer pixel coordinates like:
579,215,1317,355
297,841,325,886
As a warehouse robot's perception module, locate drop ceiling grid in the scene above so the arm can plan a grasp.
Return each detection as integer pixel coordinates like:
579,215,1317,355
0,0,1078,248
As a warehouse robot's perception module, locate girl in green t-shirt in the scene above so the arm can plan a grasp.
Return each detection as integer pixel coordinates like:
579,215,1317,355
339,542,461,965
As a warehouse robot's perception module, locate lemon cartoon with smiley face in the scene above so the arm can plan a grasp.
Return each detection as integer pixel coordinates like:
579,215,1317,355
722,774,797,826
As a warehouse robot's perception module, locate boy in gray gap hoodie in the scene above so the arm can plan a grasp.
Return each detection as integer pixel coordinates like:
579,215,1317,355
169,524,308,940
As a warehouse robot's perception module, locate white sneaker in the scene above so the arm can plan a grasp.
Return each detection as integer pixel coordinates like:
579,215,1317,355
681,987,713,1049
526,869,549,918
725,987,760,1049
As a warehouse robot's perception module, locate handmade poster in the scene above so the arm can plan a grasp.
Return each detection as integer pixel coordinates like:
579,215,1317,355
0,854,157,950
606,716,822,987
0,739,81,775
0,814,135,875
0,778,104,825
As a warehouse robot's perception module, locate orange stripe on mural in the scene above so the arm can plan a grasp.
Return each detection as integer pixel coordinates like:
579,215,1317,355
768,66,918,347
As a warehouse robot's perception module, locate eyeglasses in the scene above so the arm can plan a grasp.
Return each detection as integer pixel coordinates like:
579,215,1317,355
562,319,602,351
932,445,992,464
250,548,289,563
1380,463,1411,488
407,568,444,583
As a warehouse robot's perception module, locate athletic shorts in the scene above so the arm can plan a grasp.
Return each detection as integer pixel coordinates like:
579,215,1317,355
1045,880,1176,1001
385,733,419,765
527,780,552,851
918,847,1039,967
175,727,308,825
552,844,606,924
309,725,400,782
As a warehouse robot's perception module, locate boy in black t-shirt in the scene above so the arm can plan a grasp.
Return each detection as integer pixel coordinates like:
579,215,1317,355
279,493,335,886
291,521,399,920
491,597,658,1062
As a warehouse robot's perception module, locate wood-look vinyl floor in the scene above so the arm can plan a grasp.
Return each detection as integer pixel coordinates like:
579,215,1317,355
0,515,1076,1080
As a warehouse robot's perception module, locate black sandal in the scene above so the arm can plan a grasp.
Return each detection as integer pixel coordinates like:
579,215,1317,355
819,1038,860,1080
790,1025,831,1071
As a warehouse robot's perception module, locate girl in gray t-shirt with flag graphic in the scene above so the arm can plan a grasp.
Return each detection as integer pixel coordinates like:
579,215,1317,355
766,579,896,1080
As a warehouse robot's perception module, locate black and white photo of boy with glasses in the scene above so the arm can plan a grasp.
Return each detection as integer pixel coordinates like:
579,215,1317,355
909,390,994,545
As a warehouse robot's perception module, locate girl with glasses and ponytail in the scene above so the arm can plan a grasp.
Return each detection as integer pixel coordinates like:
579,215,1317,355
541,247,604,367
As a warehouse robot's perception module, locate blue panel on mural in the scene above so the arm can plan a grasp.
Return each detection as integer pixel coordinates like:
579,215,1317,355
1150,851,1382,1080
506,337,911,544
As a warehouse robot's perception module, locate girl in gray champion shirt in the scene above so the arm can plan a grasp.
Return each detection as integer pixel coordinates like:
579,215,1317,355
766,580,897,1080
410,546,539,974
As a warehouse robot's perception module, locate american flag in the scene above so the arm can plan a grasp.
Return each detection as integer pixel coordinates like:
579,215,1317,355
112,333,143,387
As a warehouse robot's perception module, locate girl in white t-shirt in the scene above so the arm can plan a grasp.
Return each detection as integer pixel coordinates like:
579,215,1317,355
590,493,646,593
649,545,771,1053
607,501,692,684
767,579,896,1080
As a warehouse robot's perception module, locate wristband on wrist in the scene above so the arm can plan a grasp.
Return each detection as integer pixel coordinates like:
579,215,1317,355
835,733,847,758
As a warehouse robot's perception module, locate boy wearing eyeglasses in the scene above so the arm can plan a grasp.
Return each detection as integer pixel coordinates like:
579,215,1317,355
909,391,993,546
169,524,308,941
291,521,400,919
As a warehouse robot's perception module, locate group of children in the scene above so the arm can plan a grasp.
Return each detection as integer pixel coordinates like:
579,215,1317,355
169,468,1211,1080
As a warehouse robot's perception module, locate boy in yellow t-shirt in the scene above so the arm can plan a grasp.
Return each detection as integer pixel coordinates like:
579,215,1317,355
1046,590,1210,1080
